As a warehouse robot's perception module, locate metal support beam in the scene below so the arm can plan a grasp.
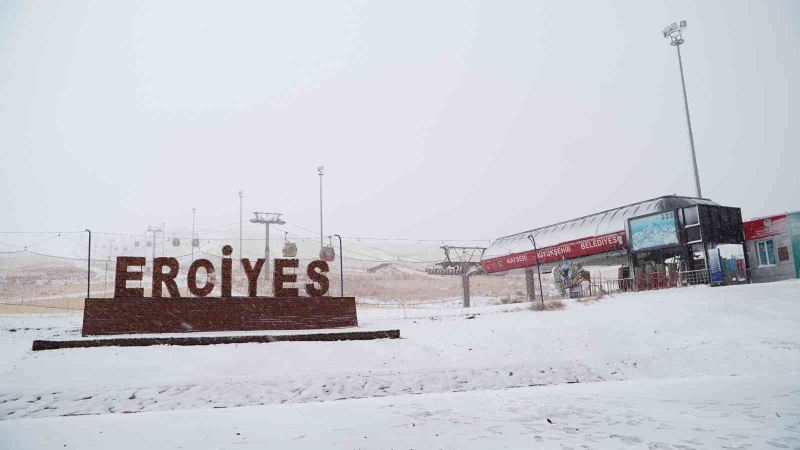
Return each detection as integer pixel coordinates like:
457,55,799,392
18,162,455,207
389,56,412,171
250,212,285,282
462,265,470,308
85,229,91,299
525,268,537,303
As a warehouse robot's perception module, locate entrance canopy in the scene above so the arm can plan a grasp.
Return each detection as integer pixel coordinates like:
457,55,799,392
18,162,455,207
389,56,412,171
481,195,718,273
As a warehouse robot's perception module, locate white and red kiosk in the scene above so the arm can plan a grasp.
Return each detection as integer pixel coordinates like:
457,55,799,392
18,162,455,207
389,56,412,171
481,195,746,297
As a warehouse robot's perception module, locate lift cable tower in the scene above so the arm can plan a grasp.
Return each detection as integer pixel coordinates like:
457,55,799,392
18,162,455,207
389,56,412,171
250,212,285,280
146,225,163,263
426,246,486,308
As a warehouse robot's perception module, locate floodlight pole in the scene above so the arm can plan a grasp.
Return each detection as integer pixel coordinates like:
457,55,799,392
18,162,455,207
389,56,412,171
664,20,702,198
334,234,343,297
527,234,545,307
85,229,91,299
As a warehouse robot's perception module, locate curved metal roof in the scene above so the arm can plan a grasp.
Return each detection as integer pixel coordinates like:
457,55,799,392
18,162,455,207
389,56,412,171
482,195,718,261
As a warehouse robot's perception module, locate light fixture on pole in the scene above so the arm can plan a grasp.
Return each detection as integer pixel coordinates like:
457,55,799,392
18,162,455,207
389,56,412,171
663,20,703,198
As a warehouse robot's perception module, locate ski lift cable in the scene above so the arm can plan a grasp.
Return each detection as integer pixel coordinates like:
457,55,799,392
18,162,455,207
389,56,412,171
342,239,437,264
0,241,27,248
0,230,85,234
19,234,62,249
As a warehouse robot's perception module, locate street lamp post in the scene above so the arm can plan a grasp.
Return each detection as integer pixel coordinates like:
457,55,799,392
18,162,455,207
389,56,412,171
663,20,702,198
333,234,343,297
191,208,196,264
317,166,324,251
238,191,244,260
85,229,91,299
527,234,544,307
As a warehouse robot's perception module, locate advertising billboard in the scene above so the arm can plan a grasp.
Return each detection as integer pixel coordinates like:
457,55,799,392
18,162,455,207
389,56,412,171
743,214,788,240
480,231,626,273
629,211,679,252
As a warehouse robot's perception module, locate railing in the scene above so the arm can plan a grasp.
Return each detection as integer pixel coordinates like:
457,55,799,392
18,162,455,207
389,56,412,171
559,268,731,299
678,269,710,287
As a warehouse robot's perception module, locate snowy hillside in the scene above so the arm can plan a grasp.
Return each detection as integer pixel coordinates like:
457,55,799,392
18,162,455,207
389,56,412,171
1,281,799,449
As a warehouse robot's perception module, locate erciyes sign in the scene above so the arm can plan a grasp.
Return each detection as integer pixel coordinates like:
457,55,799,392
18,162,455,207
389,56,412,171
114,245,331,298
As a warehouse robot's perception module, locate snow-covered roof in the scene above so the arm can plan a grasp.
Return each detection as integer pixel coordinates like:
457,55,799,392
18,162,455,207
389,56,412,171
483,195,718,261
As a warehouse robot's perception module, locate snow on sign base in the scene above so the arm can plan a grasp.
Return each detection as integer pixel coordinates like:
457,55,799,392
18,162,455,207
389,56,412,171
33,329,399,351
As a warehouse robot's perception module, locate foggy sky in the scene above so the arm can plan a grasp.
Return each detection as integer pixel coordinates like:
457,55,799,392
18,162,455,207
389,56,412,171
1,0,798,243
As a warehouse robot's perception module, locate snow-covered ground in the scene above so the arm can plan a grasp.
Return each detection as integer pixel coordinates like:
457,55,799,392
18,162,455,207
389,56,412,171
1,281,799,449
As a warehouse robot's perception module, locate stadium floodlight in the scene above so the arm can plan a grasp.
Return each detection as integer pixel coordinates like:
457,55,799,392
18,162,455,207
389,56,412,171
662,19,702,198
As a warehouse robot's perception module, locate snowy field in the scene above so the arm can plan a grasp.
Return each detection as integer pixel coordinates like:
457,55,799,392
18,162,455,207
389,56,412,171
1,281,799,449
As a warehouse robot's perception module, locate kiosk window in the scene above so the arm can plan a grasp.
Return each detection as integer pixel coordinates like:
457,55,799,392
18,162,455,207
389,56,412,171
683,206,699,226
686,226,702,243
757,240,776,266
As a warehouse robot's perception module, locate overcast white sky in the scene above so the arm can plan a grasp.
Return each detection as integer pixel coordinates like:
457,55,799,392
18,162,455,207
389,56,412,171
1,0,798,242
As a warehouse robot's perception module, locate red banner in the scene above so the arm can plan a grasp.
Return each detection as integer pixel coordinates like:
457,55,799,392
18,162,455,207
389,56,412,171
481,231,627,273
743,214,787,240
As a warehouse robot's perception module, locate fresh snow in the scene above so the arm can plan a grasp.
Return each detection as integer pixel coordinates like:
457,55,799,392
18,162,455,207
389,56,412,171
1,281,799,449
2,374,797,449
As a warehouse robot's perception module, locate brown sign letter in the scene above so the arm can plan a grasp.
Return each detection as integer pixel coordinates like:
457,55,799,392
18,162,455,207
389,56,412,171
221,245,233,297
187,259,216,297
114,256,145,298
273,258,299,297
152,257,180,298
241,258,265,296
305,260,330,297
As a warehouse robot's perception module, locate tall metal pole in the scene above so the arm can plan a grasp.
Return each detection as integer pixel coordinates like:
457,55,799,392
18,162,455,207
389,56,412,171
239,190,244,260
190,208,196,297
676,44,702,198
191,208,196,264
318,167,324,250
334,234,343,297
265,222,270,281
104,258,109,295
250,212,285,281
85,229,91,299
527,234,545,307
147,225,163,264
664,20,702,198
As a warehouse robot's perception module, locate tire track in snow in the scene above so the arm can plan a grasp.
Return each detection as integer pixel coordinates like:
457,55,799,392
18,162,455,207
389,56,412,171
1,362,625,420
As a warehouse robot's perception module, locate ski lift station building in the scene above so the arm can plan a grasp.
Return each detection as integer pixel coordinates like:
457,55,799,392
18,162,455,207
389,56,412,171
480,195,747,287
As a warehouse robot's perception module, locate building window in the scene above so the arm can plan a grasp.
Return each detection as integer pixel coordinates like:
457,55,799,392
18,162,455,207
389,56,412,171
757,239,776,266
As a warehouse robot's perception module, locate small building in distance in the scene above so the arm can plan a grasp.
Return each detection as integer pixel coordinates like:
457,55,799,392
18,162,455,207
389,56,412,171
743,212,800,283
